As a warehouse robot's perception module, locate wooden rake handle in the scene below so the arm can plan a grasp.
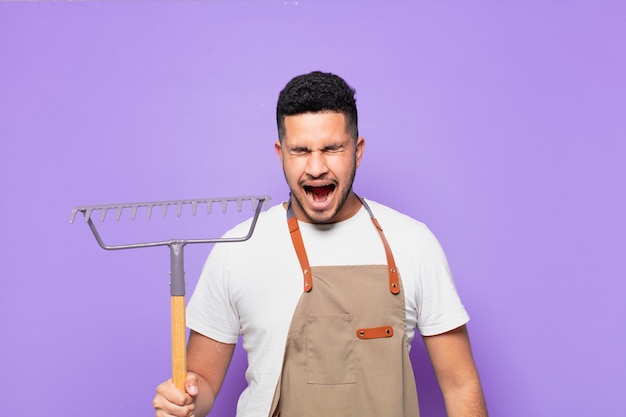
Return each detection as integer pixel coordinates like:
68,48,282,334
171,295,187,391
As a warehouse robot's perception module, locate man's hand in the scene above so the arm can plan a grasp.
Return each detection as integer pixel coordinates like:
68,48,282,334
153,373,200,417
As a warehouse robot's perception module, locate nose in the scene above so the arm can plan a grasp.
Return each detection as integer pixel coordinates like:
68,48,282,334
305,151,329,178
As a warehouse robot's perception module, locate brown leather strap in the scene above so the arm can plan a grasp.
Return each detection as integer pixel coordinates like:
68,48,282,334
369,216,401,294
356,325,394,339
358,197,401,295
287,216,313,292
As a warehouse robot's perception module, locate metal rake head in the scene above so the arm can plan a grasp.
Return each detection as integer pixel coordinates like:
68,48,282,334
70,195,271,250
70,195,270,224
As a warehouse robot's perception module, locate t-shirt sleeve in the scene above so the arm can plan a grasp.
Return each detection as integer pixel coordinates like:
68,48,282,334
186,243,240,344
414,225,470,336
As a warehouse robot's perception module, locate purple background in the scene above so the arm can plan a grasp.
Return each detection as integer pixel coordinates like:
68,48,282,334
1,1,624,416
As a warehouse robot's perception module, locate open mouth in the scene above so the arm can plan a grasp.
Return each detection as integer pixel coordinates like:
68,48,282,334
304,184,336,206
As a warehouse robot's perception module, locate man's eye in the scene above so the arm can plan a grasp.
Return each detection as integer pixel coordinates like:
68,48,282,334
326,146,345,153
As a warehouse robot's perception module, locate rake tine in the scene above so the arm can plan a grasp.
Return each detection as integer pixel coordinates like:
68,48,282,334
221,199,228,213
79,208,89,222
147,204,154,219
191,201,198,216
131,205,139,220
236,198,243,212
161,203,168,217
100,208,108,223
177,202,183,217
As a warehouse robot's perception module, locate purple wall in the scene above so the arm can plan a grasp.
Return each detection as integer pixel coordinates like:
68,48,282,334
1,1,624,416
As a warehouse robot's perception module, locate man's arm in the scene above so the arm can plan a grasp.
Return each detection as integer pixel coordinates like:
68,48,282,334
423,325,488,417
153,331,235,417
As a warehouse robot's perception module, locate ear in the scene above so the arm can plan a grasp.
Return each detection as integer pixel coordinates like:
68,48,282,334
355,136,365,168
274,140,284,162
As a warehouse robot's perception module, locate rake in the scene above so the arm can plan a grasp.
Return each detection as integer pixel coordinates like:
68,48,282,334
70,195,270,391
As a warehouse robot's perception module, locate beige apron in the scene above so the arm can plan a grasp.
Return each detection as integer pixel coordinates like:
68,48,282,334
269,198,420,417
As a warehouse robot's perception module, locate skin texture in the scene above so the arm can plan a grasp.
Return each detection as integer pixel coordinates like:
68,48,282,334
152,111,488,417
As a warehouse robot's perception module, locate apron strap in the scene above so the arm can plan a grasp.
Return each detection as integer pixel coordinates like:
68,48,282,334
287,202,313,292
360,198,401,295
286,196,400,295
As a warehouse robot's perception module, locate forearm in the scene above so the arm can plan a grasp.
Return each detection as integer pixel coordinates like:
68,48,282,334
423,326,488,417
186,332,236,416
191,372,218,417
442,379,488,417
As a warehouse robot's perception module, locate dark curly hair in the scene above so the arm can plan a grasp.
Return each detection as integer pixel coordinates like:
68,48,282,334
276,71,358,142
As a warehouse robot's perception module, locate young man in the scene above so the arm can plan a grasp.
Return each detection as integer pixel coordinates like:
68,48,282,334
153,71,488,417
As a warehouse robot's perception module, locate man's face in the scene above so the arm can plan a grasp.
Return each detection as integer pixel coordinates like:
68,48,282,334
275,112,364,224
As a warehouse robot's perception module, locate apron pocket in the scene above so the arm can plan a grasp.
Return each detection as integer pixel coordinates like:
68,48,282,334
306,314,356,385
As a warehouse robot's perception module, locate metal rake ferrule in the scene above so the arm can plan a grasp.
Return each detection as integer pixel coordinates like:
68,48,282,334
70,195,271,251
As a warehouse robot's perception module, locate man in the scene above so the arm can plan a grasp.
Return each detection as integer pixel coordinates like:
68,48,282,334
153,71,488,417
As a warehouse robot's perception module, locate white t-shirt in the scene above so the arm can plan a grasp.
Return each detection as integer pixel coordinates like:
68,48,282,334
187,198,469,417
